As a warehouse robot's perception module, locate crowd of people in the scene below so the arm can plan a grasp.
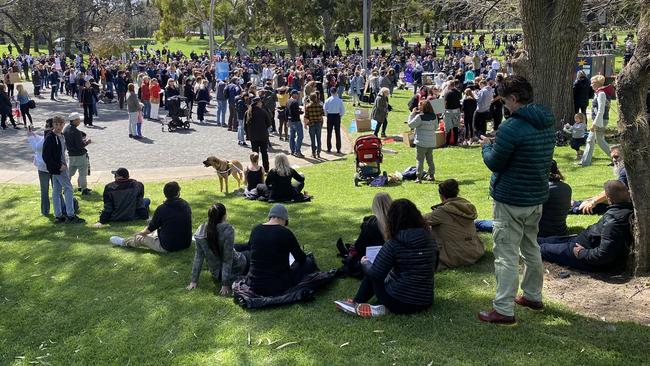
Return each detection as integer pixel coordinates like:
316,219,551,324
8,30,643,322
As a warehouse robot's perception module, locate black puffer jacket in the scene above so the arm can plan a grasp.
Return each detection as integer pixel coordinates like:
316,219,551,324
575,202,634,270
573,77,593,107
362,228,438,306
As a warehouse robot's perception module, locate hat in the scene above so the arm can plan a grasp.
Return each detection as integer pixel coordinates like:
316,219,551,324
68,112,82,122
111,167,130,179
251,96,261,103
290,89,299,95
268,204,289,224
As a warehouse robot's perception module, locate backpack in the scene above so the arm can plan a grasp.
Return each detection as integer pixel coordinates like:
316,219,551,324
402,166,418,180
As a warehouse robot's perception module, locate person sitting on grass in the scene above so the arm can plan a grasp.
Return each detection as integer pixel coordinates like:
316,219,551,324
539,180,633,273
335,199,438,318
263,153,307,202
337,193,392,278
475,160,572,238
187,202,249,295
243,152,266,197
244,204,316,297
423,179,484,270
94,168,150,227
110,181,192,253
571,144,627,215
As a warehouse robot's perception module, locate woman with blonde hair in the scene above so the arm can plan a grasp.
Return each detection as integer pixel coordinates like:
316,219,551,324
304,92,324,158
195,79,210,123
372,87,391,138
579,74,612,167
264,153,306,202
337,193,393,278
16,84,33,127
149,78,162,120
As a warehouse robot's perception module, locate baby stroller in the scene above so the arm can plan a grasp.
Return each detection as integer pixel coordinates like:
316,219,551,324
163,95,191,132
354,134,384,186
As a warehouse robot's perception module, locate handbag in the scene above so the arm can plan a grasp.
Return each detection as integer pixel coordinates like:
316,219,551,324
27,100,36,109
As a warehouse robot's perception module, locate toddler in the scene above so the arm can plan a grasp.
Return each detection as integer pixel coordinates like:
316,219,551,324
564,113,587,159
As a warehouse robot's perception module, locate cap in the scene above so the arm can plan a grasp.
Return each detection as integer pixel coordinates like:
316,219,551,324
68,112,82,122
268,204,289,224
111,167,130,179
290,89,299,95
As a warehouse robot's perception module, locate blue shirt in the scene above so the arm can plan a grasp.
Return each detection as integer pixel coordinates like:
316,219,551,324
476,87,493,113
323,96,345,117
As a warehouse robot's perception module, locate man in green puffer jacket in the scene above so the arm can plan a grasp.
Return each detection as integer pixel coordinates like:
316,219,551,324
477,76,556,326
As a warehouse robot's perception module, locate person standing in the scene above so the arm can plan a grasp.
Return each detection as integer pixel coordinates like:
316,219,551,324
149,78,162,120
16,84,33,127
63,112,92,195
49,68,60,101
80,80,95,126
372,87,390,138
116,71,128,110
461,88,477,142
195,80,210,123
126,83,141,138
215,79,227,126
324,87,345,154
579,75,612,167
245,96,272,172
572,71,592,114
408,101,437,183
473,80,493,139
139,76,151,118
478,76,555,325
304,92,324,158
443,80,462,145
28,119,54,215
0,83,17,129
42,116,85,224
225,77,241,131
287,89,304,157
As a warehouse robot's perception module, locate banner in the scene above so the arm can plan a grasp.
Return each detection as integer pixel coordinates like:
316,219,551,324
216,62,229,81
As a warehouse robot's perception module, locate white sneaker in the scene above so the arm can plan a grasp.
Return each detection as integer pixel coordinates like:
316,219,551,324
110,236,124,246
355,303,386,318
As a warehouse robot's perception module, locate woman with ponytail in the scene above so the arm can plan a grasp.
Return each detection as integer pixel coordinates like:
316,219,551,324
187,202,249,295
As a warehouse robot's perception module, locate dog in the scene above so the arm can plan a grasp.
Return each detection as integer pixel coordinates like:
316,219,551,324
203,156,244,193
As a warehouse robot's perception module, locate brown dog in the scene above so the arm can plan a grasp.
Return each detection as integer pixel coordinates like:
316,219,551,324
203,156,244,193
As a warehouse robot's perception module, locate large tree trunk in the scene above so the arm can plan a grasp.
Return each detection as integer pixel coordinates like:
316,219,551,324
512,0,585,129
33,34,40,53
22,34,31,55
0,29,23,54
199,24,205,40
321,12,336,52
47,31,54,55
616,0,650,275
281,22,296,58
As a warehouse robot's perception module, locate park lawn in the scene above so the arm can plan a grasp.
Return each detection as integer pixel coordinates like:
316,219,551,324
0,87,644,365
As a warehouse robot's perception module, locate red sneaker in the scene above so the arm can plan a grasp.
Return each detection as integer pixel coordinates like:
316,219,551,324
515,295,544,311
478,309,517,326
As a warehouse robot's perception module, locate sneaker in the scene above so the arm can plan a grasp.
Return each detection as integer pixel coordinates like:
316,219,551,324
356,303,386,318
478,309,517,326
334,299,358,315
54,216,66,224
110,236,125,246
514,295,544,311
295,153,305,158
65,215,86,224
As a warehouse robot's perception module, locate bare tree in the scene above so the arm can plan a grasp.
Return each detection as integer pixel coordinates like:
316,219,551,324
616,0,650,275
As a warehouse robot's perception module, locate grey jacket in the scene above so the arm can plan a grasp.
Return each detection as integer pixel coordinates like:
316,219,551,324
408,111,438,148
371,94,389,122
126,92,140,113
191,222,247,286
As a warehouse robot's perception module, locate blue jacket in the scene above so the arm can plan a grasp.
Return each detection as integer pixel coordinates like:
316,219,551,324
482,104,556,207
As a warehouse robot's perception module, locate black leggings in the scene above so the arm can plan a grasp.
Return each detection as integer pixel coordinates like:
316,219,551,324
20,104,32,125
353,275,429,314
83,104,93,125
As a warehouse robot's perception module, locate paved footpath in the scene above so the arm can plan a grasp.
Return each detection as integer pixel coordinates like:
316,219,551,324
0,82,351,184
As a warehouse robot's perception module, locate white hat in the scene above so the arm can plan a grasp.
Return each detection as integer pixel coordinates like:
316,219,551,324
68,112,82,122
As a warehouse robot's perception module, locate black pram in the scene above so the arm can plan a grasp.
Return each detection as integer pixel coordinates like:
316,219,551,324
163,95,191,132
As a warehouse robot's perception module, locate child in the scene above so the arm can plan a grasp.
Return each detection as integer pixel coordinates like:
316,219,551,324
564,113,587,159
244,152,265,196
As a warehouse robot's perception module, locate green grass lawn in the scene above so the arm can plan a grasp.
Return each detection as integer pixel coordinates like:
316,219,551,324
0,88,645,365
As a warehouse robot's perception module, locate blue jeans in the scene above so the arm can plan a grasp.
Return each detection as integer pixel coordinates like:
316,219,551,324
106,81,114,94
143,101,151,118
216,99,227,125
308,123,322,154
51,171,75,217
475,220,494,233
38,170,51,215
289,121,303,154
237,118,245,143
537,236,589,270
143,198,151,211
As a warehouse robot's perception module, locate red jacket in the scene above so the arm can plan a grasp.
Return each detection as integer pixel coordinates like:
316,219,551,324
150,84,161,103
140,82,150,101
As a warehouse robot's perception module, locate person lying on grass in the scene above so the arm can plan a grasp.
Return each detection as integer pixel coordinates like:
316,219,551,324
571,145,628,215
539,180,633,273
187,202,249,295
243,204,317,297
335,199,438,318
423,179,484,271
110,181,192,253
337,192,392,278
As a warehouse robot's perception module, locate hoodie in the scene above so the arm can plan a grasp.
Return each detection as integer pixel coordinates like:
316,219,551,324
482,104,556,207
424,197,484,270
192,222,248,286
